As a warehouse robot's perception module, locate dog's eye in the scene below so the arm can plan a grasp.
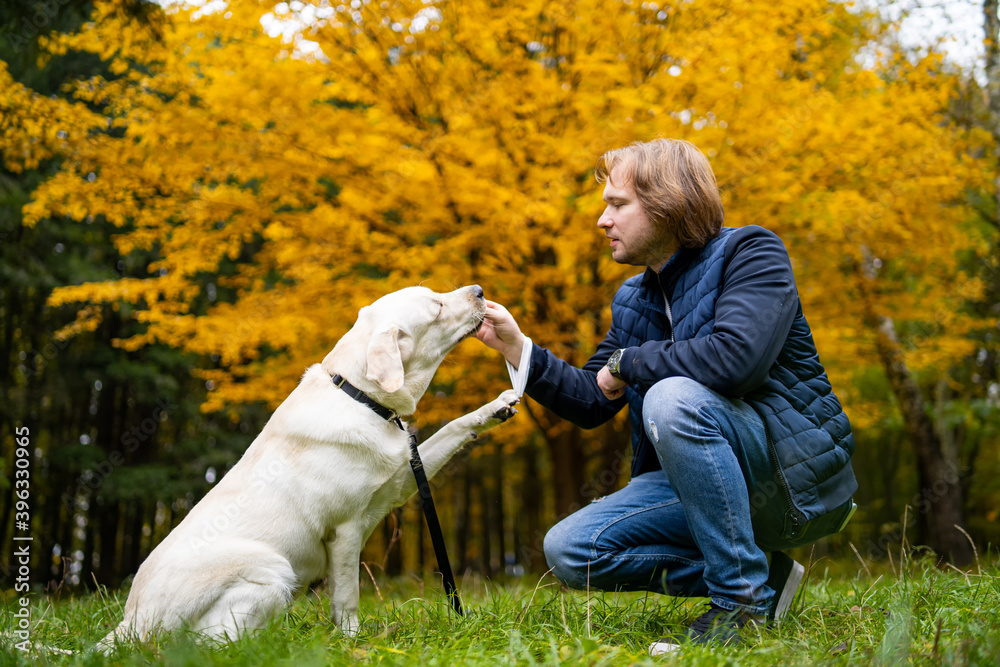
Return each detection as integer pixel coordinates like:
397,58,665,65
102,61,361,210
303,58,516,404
433,300,444,318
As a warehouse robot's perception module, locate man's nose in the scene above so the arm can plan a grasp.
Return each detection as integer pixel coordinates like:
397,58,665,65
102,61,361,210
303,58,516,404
597,208,611,228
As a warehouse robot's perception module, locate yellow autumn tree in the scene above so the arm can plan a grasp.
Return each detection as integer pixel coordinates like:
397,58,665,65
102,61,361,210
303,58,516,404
16,0,993,534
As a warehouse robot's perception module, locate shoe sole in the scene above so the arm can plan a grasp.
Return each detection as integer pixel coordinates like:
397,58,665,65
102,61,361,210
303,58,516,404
649,640,681,656
770,555,805,623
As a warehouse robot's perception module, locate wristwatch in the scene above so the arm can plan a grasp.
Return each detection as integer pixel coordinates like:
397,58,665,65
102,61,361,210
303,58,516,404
606,348,625,380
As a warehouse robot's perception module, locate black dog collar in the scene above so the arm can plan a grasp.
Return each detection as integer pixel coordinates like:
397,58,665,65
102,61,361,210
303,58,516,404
331,373,405,431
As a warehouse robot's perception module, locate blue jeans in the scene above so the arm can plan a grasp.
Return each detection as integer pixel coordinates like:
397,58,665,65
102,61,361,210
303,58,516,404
543,377,785,617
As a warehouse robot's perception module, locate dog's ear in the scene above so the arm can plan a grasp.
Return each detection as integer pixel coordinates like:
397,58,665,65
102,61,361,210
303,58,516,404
365,327,404,393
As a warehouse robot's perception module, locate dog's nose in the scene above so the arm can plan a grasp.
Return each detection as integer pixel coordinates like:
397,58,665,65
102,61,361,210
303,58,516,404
470,284,484,300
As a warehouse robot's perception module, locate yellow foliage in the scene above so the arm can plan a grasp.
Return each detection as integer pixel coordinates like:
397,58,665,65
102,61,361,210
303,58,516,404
11,0,995,438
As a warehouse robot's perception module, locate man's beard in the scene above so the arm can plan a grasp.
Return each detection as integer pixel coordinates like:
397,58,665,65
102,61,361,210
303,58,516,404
613,226,676,268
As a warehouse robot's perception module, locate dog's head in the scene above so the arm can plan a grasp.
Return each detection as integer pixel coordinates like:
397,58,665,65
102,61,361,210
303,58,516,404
323,285,486,415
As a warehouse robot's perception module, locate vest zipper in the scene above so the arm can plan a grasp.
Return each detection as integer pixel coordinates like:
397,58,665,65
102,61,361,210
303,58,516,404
765,424,805,539
661,288,675,342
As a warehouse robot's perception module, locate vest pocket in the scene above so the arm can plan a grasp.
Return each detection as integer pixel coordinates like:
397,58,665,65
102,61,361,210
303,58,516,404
759,497,856,551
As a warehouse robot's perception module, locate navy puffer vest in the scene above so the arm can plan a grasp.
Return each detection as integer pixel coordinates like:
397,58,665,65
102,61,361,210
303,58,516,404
613,227,856,530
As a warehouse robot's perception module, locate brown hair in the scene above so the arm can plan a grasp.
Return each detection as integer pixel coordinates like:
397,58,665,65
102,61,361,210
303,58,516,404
596,138,724,249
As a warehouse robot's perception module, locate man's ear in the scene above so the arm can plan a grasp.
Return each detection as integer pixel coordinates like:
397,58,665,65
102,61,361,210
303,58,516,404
365,327,404,393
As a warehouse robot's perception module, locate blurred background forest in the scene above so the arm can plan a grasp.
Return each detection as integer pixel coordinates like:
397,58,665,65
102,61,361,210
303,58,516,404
1,0,999,594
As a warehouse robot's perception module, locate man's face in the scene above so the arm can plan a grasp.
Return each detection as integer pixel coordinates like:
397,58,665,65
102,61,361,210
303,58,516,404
597,166,675,272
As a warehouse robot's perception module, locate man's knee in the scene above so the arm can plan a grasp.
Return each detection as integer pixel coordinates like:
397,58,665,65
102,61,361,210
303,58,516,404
642,377,712,441
543,517,589,590
644,377,710,412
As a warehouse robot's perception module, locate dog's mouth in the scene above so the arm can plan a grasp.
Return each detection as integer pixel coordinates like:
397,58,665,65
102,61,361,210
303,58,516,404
463,315,485,339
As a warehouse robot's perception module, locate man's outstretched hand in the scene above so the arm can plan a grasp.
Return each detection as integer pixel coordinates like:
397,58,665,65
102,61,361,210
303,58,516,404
476,300,526,369
478,300,625,400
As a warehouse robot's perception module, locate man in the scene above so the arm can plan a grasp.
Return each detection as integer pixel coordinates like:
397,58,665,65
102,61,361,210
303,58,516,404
476,138,857,654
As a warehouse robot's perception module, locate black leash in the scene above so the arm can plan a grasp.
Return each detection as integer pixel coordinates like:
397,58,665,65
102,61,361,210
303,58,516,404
329,372,463,615
408,432,464,616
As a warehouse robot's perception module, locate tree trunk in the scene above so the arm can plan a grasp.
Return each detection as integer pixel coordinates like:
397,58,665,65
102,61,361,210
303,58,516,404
877,432,902,531
58,493,75,587
97,500,122,587
519,445,545,572
123,500,144,577
985,0,1000,225
38,471,65,590
417,499,426,573
870,315,974,566
456,460,471,572
81,520,96,590
383,508,403,576
589,422,629,499
546,427,587,520
479,462,492,576
0,450,12,571
493,443,506,574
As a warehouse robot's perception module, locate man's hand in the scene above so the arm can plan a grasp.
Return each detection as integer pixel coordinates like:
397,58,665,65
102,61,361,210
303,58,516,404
597,366,626,400
476,300,526,368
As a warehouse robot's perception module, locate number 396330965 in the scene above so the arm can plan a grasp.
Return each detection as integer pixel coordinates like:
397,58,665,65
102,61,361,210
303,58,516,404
14,426,31,526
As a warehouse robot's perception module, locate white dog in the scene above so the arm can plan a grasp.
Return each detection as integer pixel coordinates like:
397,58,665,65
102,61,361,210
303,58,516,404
98,285,519,650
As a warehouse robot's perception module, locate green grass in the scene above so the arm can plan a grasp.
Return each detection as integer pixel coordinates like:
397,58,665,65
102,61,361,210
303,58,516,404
3,555,1000,666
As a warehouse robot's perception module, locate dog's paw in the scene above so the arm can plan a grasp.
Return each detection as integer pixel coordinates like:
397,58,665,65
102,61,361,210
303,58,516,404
338,614,361,637
479,390,520,427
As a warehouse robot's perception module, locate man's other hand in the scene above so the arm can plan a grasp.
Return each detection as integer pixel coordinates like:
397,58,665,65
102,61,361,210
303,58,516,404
597,366,626,400
476,300,526,368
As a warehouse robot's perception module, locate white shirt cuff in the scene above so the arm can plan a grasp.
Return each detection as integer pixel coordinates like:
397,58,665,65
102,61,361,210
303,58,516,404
505,337,533,397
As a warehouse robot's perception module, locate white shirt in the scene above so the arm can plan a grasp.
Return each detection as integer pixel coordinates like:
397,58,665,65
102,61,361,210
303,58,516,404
505,337,533,397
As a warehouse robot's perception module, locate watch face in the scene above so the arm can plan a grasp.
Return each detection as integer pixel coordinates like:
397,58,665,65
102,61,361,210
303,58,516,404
608,349,623,373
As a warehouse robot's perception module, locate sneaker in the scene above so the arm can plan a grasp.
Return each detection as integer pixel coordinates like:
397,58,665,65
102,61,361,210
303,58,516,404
648,603,764,656
766,551,805,624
